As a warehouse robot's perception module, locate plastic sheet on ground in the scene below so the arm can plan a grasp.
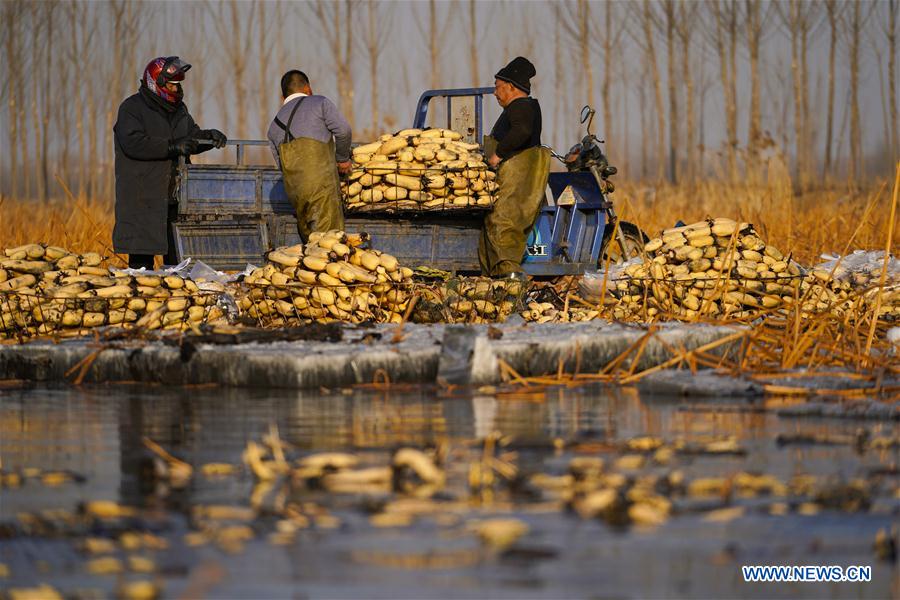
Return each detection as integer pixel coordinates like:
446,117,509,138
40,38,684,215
188,260,245,288
113,258,246,289
815,250,899,286
578,257,642,304
112,258,192,277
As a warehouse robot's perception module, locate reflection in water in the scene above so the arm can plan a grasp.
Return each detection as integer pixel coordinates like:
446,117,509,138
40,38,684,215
471,395,496,439
0,383,896,599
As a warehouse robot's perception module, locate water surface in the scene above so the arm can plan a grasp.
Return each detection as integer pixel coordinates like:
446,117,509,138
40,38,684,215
1,383,897,598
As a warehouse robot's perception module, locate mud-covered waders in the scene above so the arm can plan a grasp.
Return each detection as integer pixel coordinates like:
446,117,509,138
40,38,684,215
478,145,551,277
276,97,345,241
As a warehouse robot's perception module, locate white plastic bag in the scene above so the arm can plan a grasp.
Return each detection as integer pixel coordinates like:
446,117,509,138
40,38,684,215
815,250,899,287
112,257,192,277
578,256,642,303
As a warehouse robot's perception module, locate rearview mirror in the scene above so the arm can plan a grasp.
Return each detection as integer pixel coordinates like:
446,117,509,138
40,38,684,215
580,105,593,124
580,105,595,136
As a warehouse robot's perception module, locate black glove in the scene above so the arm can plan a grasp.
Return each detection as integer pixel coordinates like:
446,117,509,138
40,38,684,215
203,129,227,149
168,136,200,157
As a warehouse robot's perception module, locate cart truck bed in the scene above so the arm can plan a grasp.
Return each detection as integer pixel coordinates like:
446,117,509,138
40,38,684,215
173,88,612,275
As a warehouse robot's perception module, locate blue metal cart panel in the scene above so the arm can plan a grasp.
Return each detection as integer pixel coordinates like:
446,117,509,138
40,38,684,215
261,171,293,214
413,87,494,144
180,167,261,214
174,160,607,274
173,220,269,271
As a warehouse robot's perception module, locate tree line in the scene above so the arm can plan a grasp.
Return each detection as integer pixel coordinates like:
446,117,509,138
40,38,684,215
1,0,897,201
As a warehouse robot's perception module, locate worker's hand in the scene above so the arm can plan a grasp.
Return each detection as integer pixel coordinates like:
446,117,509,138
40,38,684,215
488,154,501,169
205,129,228,149
337,160,352,176
169,137,200,157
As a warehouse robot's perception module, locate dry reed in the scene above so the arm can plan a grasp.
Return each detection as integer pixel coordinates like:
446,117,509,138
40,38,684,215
614,178,898,264
2,177,897,378
2,179,895,266
0,194,120,265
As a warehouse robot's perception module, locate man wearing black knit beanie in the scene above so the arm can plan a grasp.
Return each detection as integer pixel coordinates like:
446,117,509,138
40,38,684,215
479,56,551,279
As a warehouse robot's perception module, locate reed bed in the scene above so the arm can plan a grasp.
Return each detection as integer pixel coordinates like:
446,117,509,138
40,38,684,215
1,178,895,266
0,194,118,264
614,178,897,265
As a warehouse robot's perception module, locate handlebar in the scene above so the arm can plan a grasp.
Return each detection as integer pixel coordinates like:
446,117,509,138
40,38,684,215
180,139,269,167
543,144,568,163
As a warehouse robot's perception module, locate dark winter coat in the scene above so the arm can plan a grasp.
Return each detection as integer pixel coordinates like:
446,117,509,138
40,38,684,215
112,87,201,255
490,97,542,160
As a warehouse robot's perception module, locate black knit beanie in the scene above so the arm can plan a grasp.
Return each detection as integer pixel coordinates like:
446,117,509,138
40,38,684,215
495,56,536,94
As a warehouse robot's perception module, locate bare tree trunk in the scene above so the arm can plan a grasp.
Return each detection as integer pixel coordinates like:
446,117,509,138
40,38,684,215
233,1,248,138
640,55,650,180
365,0,389,135
80,4,98,197
315,0,355,128
468,0,478,87
41,1,53,200
775,60,792,155
106,0,140,199
789,0,804,187
186,4,206,125
784,0,816,189
60,41,72,191
553,4,562,151
823,0,838,175
873,37,891,169
559,0,594,117
429,0,439,90
699,78,708,179
621,61,630,176
518,10,536,61
728,3,738,178
887,0,898,161
3,1,22,197
745,0,762,168
258,0,269,137
643,0,666,181
368,0,379,134
401,57,411,112
601,2,615,157
344,0,355,126
835,83,851,171
663,0,678,183
30,2,45,201
53,6,72,192
712,1,739,181
210,0,255,138
60,0,100,198
799,9,812,183
580,0,594,108
71,2,85,198
677,4,696,182
106,0,125,201
276,2,287,77
848,1,863,183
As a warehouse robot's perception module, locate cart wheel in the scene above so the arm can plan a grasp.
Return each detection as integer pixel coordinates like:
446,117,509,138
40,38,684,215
600,221,647,265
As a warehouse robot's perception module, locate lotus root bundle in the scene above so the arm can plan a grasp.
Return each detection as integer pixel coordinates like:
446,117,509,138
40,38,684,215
341,128,498,213
236,230,416,325
603,217,805,321
412,277,525,324
527,217,900,324
0,244,227,339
